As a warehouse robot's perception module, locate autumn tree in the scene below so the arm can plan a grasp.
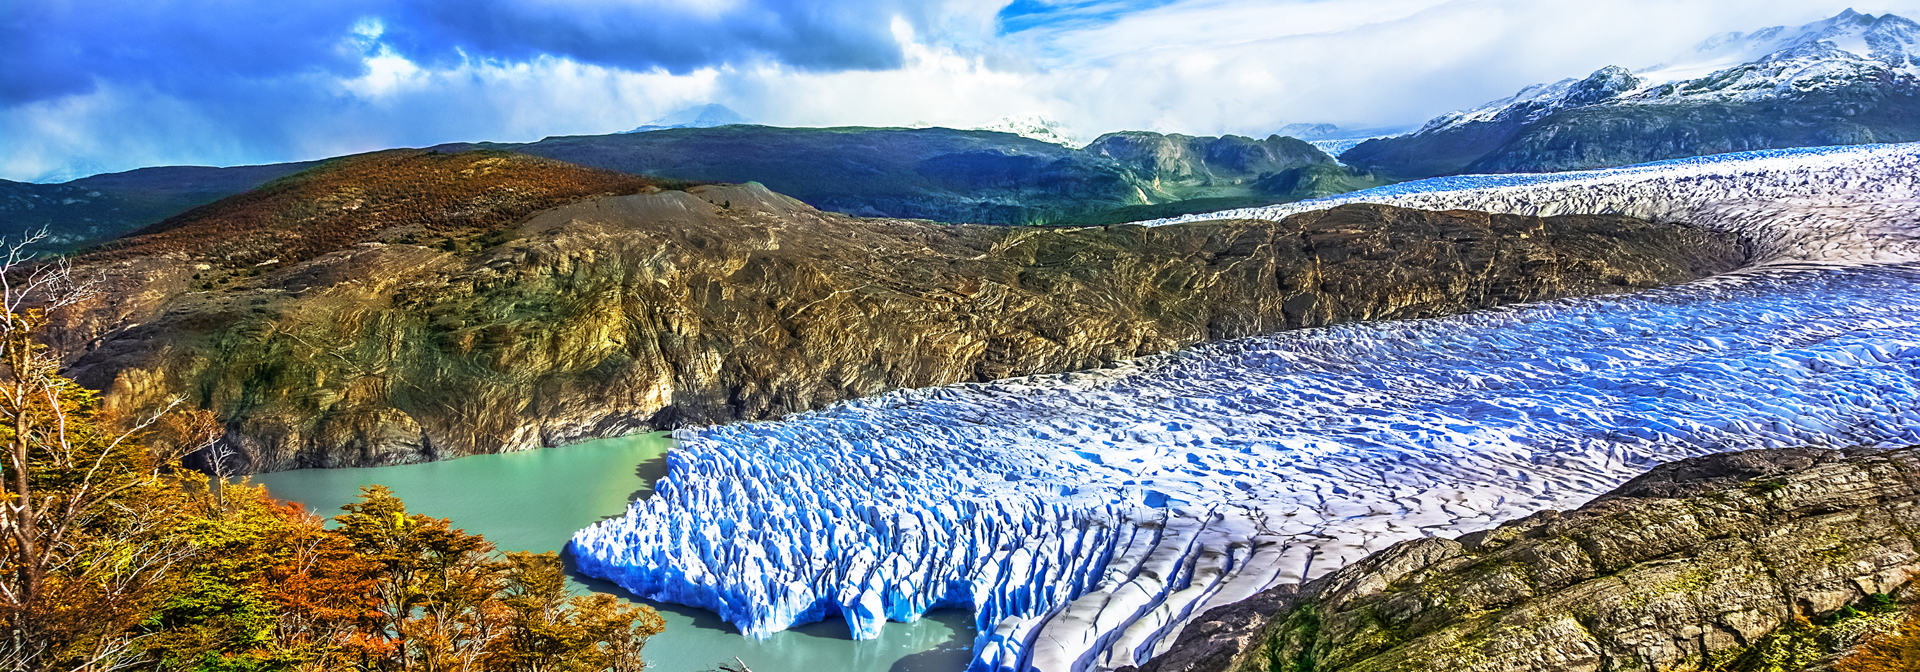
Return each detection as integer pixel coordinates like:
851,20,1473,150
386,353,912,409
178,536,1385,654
0,231,664,671
0,233,195,671
486,552,663,672
332,487,663,672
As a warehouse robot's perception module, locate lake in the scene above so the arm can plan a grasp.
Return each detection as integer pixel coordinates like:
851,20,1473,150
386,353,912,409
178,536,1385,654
247,432,976,672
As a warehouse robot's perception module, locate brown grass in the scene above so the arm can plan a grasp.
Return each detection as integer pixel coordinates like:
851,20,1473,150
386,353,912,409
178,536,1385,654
77,149,675,269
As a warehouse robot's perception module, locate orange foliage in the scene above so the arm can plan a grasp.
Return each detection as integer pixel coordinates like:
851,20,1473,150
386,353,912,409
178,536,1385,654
79,149,672,270
257,499,384,665
1836,613,1920,672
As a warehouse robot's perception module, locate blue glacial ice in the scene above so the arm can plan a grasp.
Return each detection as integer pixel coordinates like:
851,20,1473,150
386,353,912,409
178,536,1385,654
571,143,1920,672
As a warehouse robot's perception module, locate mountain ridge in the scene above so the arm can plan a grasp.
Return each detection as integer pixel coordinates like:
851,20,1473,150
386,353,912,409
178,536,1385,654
1344,9,1920,179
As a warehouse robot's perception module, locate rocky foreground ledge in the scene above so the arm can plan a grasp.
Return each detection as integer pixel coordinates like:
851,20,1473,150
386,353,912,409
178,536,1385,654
1133,446,1920,672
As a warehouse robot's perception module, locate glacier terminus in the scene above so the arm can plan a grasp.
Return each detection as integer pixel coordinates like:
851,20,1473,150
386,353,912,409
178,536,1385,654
571,143,1920,672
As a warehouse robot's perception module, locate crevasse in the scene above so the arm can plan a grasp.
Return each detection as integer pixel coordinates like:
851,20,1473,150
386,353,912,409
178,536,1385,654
571,143,1920,672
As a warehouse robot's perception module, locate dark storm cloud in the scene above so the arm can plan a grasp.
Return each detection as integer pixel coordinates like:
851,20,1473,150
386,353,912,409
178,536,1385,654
0,0,374,104
0,0,925,106
380,0,916,75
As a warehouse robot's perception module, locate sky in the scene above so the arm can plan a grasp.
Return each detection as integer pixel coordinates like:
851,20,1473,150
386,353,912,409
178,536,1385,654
3,0,1915,182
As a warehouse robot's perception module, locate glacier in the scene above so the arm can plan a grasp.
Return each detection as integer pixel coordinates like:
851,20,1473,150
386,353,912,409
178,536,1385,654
570,142,1920,672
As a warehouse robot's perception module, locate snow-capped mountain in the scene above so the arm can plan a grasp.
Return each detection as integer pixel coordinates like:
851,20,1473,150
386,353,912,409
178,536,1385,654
1415,65,1645,135
1644,7,1920,84
621,104,752,134
1346,9,1920,178
971,113,1083,147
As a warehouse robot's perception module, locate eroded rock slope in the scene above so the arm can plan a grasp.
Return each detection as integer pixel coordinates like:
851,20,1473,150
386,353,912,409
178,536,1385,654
54,150,1743,472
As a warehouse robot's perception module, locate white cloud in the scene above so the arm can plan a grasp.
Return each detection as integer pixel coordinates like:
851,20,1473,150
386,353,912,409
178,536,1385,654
11,0,1920,181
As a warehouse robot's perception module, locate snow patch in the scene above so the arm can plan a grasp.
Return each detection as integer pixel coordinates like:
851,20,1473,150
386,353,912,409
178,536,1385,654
973,114,1085,148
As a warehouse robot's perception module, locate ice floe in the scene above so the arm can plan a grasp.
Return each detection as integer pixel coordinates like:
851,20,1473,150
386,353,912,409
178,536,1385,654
571,143,1920,672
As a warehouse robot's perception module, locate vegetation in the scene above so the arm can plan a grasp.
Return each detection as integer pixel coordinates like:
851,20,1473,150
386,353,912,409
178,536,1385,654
1836,611,1920,672
0,238,663,670
77,150,682,273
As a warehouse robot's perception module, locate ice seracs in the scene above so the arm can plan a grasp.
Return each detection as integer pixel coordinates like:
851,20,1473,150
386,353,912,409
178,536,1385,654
571,141,1920,672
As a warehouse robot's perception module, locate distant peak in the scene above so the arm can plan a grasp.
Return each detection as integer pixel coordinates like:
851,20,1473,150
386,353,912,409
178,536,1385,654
622,104,752,134
971,114,1083,147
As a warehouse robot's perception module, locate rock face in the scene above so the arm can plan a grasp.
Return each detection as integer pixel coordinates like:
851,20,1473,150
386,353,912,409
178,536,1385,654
1134,446,1920,672
53,151,1747,472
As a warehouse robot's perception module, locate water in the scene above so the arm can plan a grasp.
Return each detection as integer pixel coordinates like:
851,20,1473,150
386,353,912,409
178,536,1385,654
247,432,976,672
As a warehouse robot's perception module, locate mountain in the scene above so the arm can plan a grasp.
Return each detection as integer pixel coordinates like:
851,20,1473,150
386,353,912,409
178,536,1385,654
0,161,319,252
1344,9,1920,179
1135,446,1920,672
0,123,1368,252
620,103,752,133
1084,132,1336,196
971,113,1084,147
45,150,1739,472
1067,131,1390,224
1276,123,1413,157
435,125,1355,226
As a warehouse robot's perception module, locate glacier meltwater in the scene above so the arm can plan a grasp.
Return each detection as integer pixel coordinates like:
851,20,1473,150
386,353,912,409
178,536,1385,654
570,143,1920,672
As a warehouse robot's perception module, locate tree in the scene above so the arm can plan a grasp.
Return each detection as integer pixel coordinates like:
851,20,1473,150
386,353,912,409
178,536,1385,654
332,487,662,672
0,233,197,672
0,230,664,671
486,552,663,672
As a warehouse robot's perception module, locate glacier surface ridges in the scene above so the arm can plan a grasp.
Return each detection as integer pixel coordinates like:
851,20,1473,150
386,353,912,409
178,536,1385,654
571,142,1920,672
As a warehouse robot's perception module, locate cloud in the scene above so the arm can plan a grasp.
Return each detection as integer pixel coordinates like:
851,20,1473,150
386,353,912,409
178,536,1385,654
0,0,928,108
10,0,1920,181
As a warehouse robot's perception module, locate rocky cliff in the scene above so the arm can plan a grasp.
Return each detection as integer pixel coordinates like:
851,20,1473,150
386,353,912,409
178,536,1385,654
1134,446,1920,672
53,150,1748,472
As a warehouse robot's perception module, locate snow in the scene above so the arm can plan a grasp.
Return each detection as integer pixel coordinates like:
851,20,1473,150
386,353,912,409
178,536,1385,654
973,114,1085,148
1417,10,1920,135
570,141,1920,672
622,104,752,134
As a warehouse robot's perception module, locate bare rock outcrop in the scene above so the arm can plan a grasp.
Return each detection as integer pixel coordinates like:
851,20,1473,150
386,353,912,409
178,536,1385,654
1135,446,1920,672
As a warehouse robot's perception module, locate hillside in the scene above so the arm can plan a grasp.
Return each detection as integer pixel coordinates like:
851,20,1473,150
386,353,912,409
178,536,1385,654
3,125,1369,253
0,161,318,251
42,151,1745,473
1344,10,1920,179
83,149,672,269
43,149,675,373
438,125,1364,225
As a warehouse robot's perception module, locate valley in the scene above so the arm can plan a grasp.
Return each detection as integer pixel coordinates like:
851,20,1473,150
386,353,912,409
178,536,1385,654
12,7,1920,672
573,143,1920,671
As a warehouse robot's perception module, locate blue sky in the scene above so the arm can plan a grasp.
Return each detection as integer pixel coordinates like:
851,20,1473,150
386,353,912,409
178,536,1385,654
3,0,1912,182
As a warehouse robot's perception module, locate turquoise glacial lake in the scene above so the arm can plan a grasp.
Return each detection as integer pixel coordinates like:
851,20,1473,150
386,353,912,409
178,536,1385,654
248,432,975,672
